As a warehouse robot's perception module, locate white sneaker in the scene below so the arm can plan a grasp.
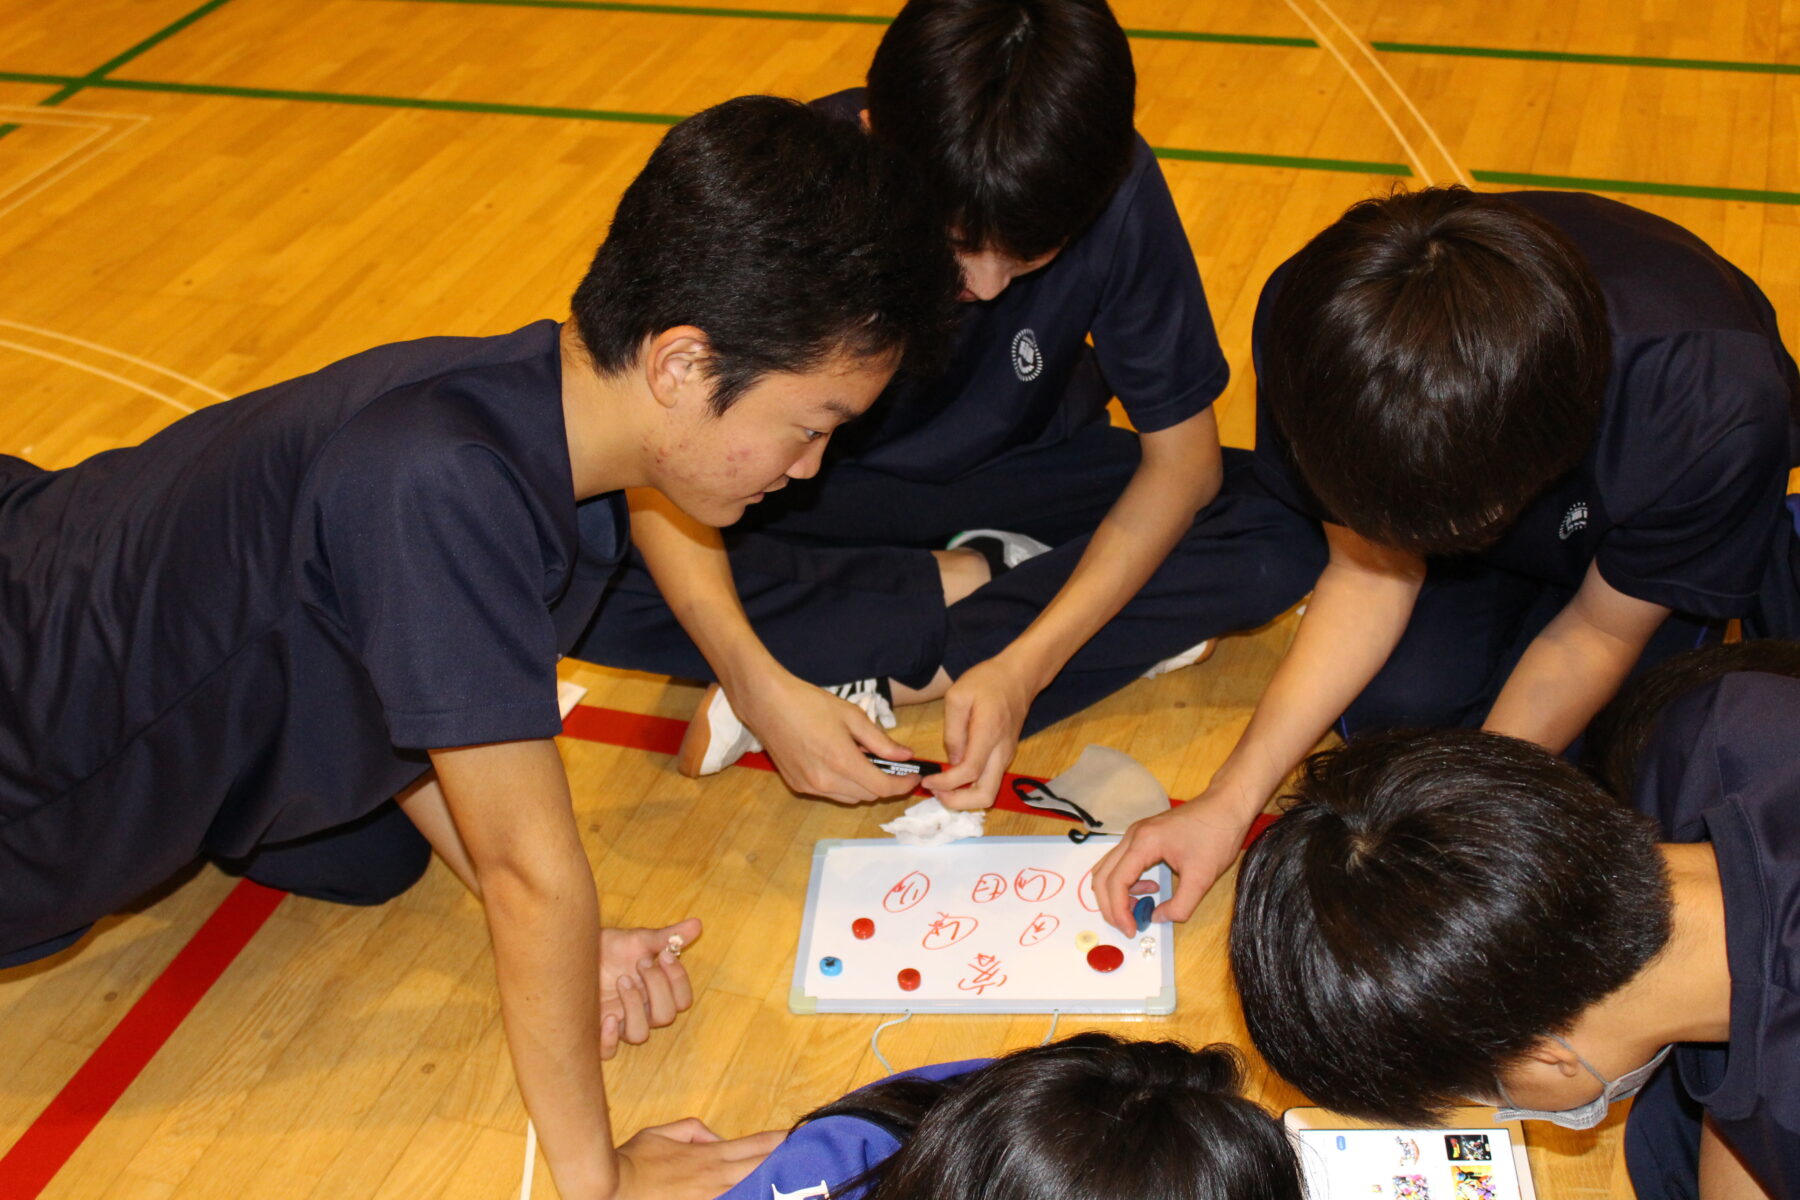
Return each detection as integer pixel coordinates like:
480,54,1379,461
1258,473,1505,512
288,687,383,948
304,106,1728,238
675,677,896,778
946,528,1052,572
1141,638,1216,680
676,682,762,777
825,677,897,730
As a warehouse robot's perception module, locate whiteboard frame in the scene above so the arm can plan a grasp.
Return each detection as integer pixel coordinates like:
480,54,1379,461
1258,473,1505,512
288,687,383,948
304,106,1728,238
788,836,1177,1016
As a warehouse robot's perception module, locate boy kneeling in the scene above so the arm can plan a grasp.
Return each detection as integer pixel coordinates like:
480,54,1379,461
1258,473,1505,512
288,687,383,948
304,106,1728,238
1230,644,1800,1199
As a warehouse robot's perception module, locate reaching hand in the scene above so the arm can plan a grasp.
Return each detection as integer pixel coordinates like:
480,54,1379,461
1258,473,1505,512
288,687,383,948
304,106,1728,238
613,1119,785,1200
734,670,918,804
1090,786,1261,937
924,656,1036,812
598,918,700,1058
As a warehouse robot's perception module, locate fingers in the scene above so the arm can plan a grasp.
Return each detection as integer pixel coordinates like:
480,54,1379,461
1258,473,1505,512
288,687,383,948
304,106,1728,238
1155,858,1214,925
1092,832,1153,936
637,955,680,1026
635,1116,724,1144
657,916,703,950
660,943,695,1013
617,970,651,1046
932,742,1008,811
1128,879,1159,896
725,1129,785,1161
601,1010,622,1060
844,709,912,764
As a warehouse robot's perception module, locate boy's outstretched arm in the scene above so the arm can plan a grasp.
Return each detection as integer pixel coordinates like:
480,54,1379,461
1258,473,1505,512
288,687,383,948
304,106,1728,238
1090,522,1424,935
627,488,916,804
1482,561,1669,752
929,409,1223,810
418,738,778,1200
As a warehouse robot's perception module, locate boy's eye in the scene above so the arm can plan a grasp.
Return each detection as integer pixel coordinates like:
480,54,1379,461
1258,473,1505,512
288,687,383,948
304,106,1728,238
803,429,825,442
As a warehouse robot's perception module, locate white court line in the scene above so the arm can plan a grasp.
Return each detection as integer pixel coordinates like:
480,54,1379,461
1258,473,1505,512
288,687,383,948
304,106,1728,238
1281,0,1433,186
1311,0,1473,188
0,103,150,124
0,338,195,414
0,107,151,220
0,319,229,402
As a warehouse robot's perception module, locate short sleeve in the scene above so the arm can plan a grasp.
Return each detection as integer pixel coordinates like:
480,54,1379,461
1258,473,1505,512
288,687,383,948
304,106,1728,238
1088,142,1229,433
314,437,563,749
1596,336,1791,616
713,1116,900,1200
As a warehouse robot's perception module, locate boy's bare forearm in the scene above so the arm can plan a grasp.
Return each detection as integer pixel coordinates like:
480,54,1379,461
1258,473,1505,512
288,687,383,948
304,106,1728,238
429,739,618,1199
627,488,782,690
1212,525,1423,809
1002,411,1221,687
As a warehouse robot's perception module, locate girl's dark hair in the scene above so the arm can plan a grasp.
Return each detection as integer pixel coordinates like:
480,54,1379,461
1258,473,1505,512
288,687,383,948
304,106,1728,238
1586,639,1800,797
572,95,959,413
800,1033,1303,1200
867,0,1136,260
1262,187,1610,556
1230,729,1672,1126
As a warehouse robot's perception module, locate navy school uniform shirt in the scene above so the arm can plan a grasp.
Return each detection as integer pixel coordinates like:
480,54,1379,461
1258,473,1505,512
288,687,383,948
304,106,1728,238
1252,192,1800,618
0,320,627,950
812,89,1228,484
715,1059,986,1200
1622,671,1800,1199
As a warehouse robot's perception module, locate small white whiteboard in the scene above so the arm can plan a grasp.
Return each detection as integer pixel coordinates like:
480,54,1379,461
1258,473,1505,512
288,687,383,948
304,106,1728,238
789,837,1175,1015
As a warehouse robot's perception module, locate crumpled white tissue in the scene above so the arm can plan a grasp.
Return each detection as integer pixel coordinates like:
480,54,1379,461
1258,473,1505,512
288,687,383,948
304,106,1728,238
880,796,986,846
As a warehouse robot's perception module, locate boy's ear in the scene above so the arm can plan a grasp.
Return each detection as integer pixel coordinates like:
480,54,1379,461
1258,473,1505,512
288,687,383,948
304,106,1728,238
1522,1038,1585,1078
643,326,712,411
858,107,871,132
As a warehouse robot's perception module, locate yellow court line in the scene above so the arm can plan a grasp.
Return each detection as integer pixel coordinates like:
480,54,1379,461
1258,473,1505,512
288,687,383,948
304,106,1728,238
0,339,196,414
1280,0,1433,185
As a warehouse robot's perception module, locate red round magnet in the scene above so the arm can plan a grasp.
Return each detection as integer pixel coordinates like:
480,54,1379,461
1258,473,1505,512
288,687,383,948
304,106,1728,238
897,967,921,991
1086,944,1124,973
852,918,875,940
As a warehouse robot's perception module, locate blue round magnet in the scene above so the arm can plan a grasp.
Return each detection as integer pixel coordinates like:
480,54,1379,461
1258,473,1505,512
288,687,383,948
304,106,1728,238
1132,895,1156,934
820,956,843,977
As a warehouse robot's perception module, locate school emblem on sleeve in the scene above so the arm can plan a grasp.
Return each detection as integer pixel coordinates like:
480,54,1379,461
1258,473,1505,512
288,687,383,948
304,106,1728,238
1010,328,1043,381
771,1183,831,1200
1558,501,1589,540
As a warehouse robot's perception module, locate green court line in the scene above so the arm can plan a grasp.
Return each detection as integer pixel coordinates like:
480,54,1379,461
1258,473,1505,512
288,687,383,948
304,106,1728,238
86,77,688,124
0,0,234,144
40,0,238,107
0,70,74,86
1473,169,1800,206
385,0,1317,46
1373,40,1800,77
1153,146,1409,176
77,76,1399,172
7,68,1798,202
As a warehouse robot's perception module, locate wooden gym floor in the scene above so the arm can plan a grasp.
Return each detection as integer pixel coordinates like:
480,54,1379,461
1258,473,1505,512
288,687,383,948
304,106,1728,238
1,1,1796,1196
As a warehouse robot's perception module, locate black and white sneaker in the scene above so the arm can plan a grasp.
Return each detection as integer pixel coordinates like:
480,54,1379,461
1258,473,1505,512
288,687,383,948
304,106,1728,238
946,528,1052,576
676,677,898,778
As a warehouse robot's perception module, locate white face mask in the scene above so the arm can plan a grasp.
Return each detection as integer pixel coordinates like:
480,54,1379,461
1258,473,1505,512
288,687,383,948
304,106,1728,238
1493,1037,1673,1130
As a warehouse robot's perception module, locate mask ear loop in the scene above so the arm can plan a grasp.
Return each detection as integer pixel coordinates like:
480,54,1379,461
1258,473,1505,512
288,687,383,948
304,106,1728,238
1494,1035,1614,1109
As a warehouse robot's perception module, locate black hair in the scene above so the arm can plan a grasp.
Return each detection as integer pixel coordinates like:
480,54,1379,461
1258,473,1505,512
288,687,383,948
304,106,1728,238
571,95,959,413
1261,187,1611,555
801,1033,1303,1200
1230,729,1672,1126
866,0,1136,260
1586,639,1800,798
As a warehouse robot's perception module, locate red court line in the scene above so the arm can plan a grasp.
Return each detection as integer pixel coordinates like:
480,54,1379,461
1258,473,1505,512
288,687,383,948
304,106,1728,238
0,880,286,1199
5,704,1268,1195
559,702,1279,845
